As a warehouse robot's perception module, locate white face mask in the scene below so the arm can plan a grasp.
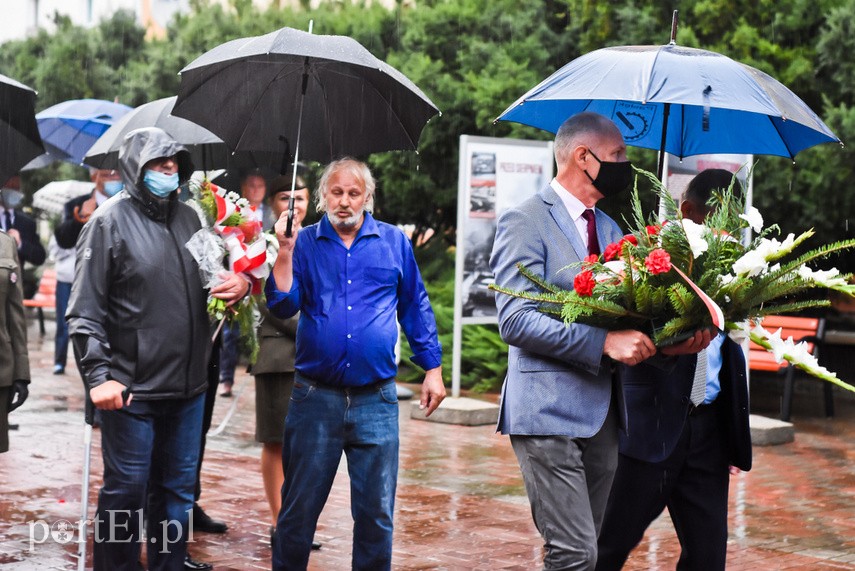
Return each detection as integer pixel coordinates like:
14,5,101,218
1,188,24,209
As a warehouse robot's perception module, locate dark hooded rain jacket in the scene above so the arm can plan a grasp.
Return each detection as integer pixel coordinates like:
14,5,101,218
67,127,211,400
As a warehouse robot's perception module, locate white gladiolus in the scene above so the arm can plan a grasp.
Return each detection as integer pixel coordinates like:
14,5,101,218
765,327,787,363
739,206,763,232
728,320,751,343
797,265,847,287
681,219,709,258
732,248,768,277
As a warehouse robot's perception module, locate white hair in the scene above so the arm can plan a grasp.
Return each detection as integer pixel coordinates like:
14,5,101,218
315,158,375,214
553,112,617,165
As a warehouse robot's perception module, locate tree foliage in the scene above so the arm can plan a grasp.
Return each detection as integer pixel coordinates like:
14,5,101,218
1,0,853,388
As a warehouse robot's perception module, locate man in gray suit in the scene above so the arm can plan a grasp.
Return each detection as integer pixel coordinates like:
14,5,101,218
491,112,705,570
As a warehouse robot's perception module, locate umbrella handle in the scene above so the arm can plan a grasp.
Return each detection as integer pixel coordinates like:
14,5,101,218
285,213,294,237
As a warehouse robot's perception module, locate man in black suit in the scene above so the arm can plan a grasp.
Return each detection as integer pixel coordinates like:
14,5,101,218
596,169,752,571
1,175,46,299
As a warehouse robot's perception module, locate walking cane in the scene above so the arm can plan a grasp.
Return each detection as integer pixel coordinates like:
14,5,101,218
77,386,130,571
77,394,95,571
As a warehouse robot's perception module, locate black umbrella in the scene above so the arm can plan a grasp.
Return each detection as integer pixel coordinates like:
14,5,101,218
172,26,440,233
0,73,44,184
84,96,280,172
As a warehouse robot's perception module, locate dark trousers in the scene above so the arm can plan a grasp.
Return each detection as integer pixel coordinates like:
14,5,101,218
596,403,730,571
510,401,619,571
94,394,205,571
218,322,239,385
54,281,72,368
195,338,220,502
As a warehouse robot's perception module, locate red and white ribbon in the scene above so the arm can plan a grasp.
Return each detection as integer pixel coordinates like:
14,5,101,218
672,265,725,331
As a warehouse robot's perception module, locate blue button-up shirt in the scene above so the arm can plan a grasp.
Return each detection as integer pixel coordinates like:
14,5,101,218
704,332,725,404
265,212,442,387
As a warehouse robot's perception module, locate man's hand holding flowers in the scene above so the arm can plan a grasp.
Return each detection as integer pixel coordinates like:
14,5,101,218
186,179,273,360
491,167,855,390
210,271,250,305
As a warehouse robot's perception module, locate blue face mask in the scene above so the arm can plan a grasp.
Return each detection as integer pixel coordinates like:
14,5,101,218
143,169,179,198
103,180,124,197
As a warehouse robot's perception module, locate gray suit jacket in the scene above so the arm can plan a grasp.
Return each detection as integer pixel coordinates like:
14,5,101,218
490,185,624,437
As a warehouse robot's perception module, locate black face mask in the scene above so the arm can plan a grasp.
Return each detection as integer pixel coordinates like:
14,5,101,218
583,150,633,198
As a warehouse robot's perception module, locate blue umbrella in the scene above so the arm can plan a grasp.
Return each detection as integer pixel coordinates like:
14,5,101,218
496,40,842,177
34,98,132,166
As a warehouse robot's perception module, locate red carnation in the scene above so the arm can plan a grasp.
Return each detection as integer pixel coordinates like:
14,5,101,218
583,254,599,266
603,242,622,262
646,225,660,236
621,234,639,246
644,249,672,274
574,270,597,297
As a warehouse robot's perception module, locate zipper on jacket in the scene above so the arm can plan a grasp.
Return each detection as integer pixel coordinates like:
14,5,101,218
167,219,196,398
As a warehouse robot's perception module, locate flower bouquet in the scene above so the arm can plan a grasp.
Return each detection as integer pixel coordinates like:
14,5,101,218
491,168,855,391
186,179,271,361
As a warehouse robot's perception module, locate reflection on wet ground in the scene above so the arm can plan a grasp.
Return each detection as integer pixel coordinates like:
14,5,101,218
1,320,853,569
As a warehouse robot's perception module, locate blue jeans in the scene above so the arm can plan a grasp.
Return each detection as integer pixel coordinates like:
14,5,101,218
272,375,399,571
94,394,204,571
218,322,240,385
54,281,71,368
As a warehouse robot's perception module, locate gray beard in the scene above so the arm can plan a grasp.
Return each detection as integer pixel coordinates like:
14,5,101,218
327,210,362,229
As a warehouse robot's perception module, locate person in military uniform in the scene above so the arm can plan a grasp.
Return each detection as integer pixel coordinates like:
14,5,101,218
0,229,30,452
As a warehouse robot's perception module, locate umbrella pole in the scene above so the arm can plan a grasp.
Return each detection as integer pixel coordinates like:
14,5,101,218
657,10,677,182
656,102,671,181
286,61,310,238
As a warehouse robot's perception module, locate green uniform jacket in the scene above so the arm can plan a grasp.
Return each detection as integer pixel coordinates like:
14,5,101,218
0,232,29,387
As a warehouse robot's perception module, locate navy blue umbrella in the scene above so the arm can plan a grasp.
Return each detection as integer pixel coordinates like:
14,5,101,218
33,98,132,166
497,37,841,177
0,73,44,184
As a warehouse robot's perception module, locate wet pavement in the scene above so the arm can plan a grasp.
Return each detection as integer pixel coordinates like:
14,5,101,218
1,316,854,570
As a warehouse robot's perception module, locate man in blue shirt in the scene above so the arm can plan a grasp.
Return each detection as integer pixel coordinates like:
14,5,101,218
266,158,445,571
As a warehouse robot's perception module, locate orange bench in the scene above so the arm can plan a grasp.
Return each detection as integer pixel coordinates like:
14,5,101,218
23,267,56,336
748,315,830,421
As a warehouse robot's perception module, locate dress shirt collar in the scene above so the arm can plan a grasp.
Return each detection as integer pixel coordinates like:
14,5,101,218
0,206,12,229
550,178,591,222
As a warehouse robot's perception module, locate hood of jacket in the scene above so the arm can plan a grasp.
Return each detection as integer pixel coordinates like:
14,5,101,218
118,127,194,222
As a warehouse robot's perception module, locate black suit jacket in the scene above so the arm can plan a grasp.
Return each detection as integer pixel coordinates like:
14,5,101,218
54,193,91,249
618,338,752,471
8,210,46,267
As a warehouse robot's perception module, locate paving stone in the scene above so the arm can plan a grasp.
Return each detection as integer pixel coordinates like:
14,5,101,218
3,317,854,569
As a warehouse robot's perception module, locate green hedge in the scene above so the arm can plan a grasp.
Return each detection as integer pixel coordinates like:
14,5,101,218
398,239,507,393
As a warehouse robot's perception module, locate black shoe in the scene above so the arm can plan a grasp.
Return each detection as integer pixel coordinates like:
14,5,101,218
184,555,213,571
312,541,322,550
192,504,228,534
